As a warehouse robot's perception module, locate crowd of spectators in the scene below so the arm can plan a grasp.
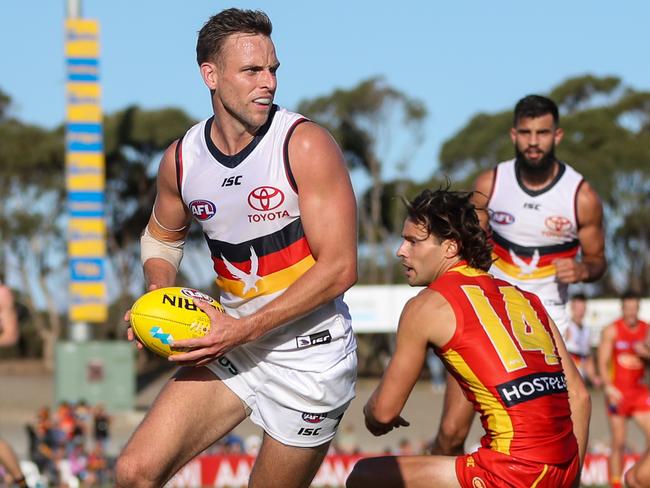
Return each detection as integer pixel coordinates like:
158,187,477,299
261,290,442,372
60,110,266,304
24,401,111,487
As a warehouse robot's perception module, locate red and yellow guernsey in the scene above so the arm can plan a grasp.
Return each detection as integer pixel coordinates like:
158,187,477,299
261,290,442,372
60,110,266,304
430,263,578,464
609,318,650,390
174,105,355,369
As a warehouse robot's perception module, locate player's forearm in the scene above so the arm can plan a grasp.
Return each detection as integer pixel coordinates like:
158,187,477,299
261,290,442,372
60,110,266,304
567,377,591,462
581,256,606,283
597,354,610,384
242,257,356,341
143,258,178,290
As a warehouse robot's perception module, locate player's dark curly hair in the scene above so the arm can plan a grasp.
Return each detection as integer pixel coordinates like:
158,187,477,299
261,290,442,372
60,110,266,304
405,187,493,271
197,8,273,65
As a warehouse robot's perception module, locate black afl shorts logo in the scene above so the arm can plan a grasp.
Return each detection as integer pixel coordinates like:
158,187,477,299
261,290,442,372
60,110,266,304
302,412,327,423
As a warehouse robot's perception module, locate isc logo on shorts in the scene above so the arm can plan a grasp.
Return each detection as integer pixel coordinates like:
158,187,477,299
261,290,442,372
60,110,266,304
297,427,321,436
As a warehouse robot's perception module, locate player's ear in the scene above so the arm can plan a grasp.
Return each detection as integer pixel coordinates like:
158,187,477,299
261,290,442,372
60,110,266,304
200,62,219,90
509,127,517,144
554,127,564,146
443,239,459,258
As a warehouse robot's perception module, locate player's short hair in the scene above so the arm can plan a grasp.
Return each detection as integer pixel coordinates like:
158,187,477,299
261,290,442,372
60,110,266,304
514,95,559,127
571,293,587,302
621,289,641,301
197,8,273,65
405,186,493,271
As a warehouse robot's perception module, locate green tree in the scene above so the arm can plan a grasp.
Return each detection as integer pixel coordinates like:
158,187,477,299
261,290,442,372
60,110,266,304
434,75,650,294
0,88,197,366
298,77,427,284
102,105,195,337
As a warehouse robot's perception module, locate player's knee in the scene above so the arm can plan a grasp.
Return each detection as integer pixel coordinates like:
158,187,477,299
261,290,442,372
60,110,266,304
114,452,159,488
346,458,375,488
625,467,641,488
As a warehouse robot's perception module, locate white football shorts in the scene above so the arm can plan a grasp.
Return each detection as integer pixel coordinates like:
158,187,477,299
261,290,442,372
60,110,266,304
206,344,357,448
544,303,571,340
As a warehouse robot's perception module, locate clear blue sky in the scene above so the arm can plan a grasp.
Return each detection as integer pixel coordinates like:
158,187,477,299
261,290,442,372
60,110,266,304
2,0,649,184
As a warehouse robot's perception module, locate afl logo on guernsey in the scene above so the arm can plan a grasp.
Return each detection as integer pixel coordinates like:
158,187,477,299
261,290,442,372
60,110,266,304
490,211,515,225
248,186,285,211
190,200,216,220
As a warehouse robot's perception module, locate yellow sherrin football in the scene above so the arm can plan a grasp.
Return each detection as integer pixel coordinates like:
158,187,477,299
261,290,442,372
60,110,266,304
130,287,223,358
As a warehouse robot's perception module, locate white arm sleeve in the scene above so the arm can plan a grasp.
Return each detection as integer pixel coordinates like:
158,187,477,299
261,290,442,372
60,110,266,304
140,226,185,271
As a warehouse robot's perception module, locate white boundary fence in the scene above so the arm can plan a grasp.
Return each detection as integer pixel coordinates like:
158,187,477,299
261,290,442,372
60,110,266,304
345,286,650,347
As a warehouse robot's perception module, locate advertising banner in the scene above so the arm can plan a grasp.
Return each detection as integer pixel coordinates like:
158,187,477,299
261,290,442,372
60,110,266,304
65,19,107,323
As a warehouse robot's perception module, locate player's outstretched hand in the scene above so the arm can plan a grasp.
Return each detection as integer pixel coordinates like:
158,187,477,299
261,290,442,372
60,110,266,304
169,299,253,366
363,404,410,437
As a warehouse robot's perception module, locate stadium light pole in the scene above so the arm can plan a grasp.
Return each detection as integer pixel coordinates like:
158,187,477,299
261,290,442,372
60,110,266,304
67,0,81,18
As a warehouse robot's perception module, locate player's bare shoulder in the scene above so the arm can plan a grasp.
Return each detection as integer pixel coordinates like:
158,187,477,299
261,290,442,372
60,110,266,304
287,121,344,170
472,168,496,196
400,289,455,348
471,168,496,229
576,179,604,223
157,140,181,183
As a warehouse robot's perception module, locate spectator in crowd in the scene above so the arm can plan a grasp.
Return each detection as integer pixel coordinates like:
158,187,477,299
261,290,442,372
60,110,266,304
86,443,109,486
93,404,111,451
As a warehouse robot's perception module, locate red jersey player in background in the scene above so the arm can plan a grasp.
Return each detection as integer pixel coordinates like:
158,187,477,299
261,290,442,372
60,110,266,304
598,290,650,488
347,188,590,488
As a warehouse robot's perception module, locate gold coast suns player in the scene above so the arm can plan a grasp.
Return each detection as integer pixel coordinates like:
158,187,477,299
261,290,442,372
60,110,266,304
348,188,589,488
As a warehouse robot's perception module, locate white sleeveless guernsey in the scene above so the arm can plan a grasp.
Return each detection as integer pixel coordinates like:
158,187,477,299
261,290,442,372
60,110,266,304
177,105,355,370
565,320,591,358
487,159,583,331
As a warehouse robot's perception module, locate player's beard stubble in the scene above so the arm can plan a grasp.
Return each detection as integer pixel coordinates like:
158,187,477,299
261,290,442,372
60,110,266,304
515,145,557,176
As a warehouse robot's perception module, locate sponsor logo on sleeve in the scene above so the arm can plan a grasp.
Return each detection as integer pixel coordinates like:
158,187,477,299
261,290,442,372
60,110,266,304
496,371,567,407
